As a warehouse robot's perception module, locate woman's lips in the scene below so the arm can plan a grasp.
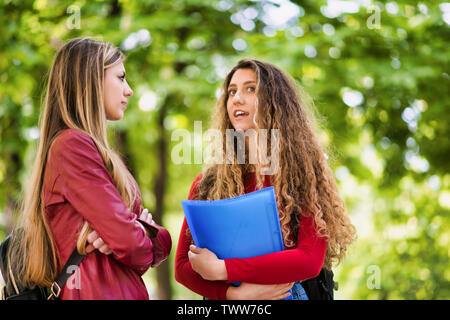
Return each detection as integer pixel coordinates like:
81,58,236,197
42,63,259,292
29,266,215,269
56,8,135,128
234,110,249,120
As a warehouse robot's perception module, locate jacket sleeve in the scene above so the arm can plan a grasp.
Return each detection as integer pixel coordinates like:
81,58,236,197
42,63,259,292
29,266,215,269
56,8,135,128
53,130,154,275
174,174,231,300
136,218,172,268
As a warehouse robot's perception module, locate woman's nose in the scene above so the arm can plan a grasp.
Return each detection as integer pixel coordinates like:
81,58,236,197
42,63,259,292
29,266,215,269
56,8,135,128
125,82,133,97
232,90,244,104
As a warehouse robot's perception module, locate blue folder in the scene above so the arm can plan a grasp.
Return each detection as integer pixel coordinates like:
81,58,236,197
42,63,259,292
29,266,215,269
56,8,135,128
181,186,293,299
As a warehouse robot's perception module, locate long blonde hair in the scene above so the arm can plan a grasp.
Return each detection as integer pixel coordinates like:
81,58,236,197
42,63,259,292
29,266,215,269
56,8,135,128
195,59,356,270
8,38,137,288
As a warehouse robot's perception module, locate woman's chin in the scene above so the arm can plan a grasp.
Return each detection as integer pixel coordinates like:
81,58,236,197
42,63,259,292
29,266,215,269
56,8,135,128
106,111,124,121
232,122,255,132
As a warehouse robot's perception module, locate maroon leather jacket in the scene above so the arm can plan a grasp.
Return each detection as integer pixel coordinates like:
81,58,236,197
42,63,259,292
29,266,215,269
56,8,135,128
43,129,171,299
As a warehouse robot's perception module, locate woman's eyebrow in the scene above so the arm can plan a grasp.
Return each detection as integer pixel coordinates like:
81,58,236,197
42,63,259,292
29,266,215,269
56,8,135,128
228,80,256,88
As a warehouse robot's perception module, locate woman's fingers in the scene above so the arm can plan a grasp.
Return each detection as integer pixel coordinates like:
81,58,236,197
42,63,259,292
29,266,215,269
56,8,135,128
189,245,202,254
98,244,113,255
188,250,195,260
269,283,293,300
140,208,153,225
140,208,148,220
86,230,112,255
275,283,294,300
268,284,292,300
237,282,294,300
85,243,95,254
87,230,98,244
274,291,292,300
93,237,104,249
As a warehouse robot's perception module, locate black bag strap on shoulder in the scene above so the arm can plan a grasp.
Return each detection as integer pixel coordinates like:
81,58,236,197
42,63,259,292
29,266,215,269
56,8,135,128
0,234,84,300
301,268,337,300
47,246,84,300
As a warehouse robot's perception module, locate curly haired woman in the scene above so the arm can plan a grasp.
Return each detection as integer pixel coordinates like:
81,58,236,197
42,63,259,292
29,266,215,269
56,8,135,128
174,59,356,300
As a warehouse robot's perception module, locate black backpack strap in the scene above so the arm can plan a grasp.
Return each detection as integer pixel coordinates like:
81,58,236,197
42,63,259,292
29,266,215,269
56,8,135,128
302,268,336,300
47,247,84,300
0,235,11,286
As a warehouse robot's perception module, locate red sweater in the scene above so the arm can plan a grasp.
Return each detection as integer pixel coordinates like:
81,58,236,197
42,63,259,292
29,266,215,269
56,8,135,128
174,173,328,300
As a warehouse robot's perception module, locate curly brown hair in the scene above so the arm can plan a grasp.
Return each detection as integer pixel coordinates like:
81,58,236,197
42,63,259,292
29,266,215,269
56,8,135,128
193,58,356,270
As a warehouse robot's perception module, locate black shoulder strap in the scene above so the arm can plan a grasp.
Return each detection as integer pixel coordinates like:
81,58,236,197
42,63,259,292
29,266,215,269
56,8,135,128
0,235,11,285
48,247,84,299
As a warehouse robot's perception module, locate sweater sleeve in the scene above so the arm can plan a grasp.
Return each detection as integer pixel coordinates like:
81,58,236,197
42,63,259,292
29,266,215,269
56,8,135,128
52,129,154,275
174,174,231,300
224,213,328,284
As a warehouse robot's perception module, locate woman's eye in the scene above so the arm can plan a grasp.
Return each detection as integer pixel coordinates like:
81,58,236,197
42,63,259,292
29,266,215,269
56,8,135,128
119,75,125,81
228,89,236,96
247,86,255,92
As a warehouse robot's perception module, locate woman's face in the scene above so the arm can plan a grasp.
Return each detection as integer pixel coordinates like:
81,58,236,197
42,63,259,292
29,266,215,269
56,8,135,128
104,62,133,121
226,68,257,131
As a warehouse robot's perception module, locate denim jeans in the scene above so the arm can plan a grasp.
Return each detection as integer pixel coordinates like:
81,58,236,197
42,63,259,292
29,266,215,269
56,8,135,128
289,281,309,300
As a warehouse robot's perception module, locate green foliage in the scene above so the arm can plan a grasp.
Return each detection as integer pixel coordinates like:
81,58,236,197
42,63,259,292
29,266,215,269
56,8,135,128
0,0,448,299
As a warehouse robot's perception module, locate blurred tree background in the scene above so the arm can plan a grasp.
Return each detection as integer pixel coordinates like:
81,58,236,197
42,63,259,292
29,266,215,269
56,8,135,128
0,0,448,299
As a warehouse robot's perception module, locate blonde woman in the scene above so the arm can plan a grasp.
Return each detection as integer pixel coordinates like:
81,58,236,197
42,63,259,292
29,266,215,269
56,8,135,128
175,59,356,300
4,38,171,299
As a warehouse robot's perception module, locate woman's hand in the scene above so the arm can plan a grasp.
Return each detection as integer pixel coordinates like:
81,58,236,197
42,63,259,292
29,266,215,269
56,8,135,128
84,208,153,255
188,245,227,281
137,208,159,237
226,282,294,300
86,230,113,255
138,208,153,235
139,208,153,226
